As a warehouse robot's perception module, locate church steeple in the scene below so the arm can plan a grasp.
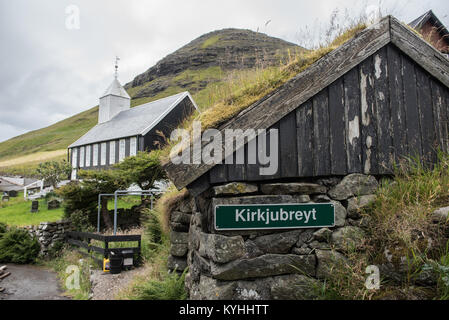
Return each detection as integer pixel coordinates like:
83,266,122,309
98,57,130,124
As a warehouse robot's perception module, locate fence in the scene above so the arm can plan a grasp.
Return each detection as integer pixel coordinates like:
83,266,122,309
66,231,141,266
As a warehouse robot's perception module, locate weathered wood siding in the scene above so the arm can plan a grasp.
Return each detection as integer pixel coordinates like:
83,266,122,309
207,43,449,185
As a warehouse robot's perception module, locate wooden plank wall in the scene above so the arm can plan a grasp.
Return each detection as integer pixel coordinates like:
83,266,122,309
207,44,449,184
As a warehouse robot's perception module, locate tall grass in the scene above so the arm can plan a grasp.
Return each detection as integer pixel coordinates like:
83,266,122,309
44,248,93,300
319,152,449,300
159,20,368,162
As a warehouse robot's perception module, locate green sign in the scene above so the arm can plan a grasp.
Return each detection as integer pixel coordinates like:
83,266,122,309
214,203,335,231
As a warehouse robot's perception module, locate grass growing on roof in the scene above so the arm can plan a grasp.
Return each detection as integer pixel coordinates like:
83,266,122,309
159,23,367,161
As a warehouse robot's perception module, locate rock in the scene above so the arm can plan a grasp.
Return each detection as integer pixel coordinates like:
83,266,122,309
316,177,341,188
170,211,192,225
243,240,264,259
178,199,192,213
297,195,311,203
170,231,189,244
252,230,302,254
296,229,314,246
198,233,245,263
170,222,189,232
346,195,376,219
308,240,331,250
260,183,327,195
212,195,303,208
328,174,378,200
188,225,201,251
235,278,273,300
271,274,321,300
431,206,449,223
213,182,258,196
313,228,332,242
332,201,347,227
316,249,348,278
313,194,331,203
210,254,316,280
170,244,188,257
331,226,366,251
292,246,312,255
378,262,407,283
167,255,187,272
190,275,236,300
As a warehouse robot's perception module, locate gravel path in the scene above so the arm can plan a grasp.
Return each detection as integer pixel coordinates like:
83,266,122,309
0,264,69,300
90,266,147,300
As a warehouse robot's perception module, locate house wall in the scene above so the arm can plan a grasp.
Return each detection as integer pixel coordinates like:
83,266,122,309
69,136,139,174
204,44,449,187
143,96,197,152
69,96,197,176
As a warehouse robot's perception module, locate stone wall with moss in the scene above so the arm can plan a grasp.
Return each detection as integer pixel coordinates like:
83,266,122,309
168,174,447,299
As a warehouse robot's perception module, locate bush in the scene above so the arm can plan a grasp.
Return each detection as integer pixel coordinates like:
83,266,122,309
56,181,97,217
0,222,7,238
143,209,163,245
0,228,40,264
132,269,188,300
69,209,95,232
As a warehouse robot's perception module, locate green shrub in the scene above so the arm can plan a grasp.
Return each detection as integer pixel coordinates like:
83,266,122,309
132,269,188,300
0,228,40,264
56,181,97,217
69,209,95,232
0,222,7,238
143,209,163,245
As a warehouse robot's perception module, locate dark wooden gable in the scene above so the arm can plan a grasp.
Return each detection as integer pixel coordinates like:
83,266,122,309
207,43,449,186
164,16,449,192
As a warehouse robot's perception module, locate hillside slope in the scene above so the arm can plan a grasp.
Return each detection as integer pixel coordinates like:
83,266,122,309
0,29,301,175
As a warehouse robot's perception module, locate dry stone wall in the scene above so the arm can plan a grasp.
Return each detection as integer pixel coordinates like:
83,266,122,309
168,173,387,299
23,220,73,257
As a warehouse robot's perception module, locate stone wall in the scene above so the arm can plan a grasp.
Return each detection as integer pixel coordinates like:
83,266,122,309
23,220,73,257
169,173,448,299
167,196,194,273
168,174,380,299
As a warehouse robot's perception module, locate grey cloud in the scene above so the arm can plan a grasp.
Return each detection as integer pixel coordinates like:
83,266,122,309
0,0,448,143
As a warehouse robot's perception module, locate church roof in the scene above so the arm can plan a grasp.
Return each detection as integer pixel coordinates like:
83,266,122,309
100,78,131,99
69,91,197,148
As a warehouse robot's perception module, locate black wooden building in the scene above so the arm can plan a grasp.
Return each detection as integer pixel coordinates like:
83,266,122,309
69,90,198,179
164,16,449,195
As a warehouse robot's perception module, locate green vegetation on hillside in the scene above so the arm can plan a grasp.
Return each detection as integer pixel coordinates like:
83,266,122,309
0,29,300,176
201,35,221,49
0,107,98,162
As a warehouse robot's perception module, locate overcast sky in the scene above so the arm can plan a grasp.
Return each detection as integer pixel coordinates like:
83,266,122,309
0,0,447,143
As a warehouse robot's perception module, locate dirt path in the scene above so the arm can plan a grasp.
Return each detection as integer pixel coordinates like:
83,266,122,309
90,266,148,300
0,264,69,300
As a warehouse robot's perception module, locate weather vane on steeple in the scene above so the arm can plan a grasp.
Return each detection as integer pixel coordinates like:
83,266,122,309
114,56,120,79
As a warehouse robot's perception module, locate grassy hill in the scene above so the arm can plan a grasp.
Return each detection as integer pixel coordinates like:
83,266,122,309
0,29,301,176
